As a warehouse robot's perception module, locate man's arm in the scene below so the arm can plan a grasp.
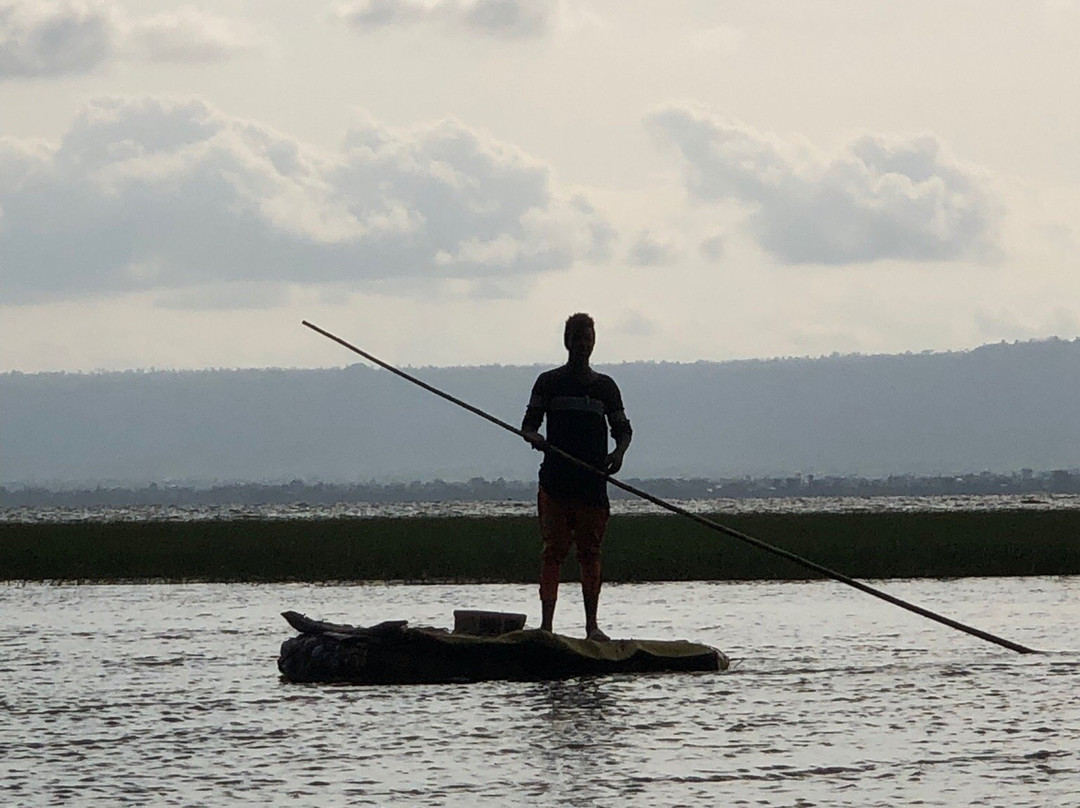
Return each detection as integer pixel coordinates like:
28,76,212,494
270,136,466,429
604,376,632,474
605,413,632,474
521,378,548,452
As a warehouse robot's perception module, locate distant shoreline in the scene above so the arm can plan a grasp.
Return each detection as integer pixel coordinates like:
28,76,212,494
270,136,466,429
4,468,1080,508
4,510,1079,583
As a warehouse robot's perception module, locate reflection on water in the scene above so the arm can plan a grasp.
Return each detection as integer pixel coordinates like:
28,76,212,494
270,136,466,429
4,493,1080,523
1,578,1078,807
524,679,625,806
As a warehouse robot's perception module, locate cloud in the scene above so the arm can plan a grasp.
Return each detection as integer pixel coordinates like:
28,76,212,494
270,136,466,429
153,282,290,311
0,0,116,77
125,7,261,64
615,309,657,337
647,103,999,265
0,1,255,78
974,306,1080,342
699,233,724,262
626,229,679,266
335,0,557,38
0,96,611,304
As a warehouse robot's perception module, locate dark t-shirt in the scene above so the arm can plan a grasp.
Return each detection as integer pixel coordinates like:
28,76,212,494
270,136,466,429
521,365,632,506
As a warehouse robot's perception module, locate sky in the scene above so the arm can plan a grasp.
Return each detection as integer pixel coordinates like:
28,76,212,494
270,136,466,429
1,0,1079,373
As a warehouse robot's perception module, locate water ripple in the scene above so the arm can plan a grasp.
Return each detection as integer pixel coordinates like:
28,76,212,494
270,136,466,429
5,493,1080,524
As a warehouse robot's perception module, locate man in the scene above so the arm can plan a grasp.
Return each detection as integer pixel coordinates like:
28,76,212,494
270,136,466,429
520,313,632,641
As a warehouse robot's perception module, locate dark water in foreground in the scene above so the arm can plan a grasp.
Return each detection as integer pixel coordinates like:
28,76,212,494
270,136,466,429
3,493,1079,523
2,578,1077,807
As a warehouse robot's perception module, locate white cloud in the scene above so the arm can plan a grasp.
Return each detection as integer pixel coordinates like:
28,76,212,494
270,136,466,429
647,103,1000,265
0,0,116,77
0,0,256,78
125,7,261,64
336,0,557,38
0,96,611,303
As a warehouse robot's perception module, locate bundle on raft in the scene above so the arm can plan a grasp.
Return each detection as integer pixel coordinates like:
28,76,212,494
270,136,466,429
278,610,728,684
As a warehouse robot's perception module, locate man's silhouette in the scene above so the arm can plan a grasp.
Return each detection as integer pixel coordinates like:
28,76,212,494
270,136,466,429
521,313,632,640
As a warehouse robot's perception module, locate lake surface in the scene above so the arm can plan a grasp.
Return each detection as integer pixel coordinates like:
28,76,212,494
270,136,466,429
2,577,1077,807
4,492,1080,524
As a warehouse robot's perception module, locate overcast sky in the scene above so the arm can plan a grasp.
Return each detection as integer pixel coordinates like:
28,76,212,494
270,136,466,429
2,0,1078,372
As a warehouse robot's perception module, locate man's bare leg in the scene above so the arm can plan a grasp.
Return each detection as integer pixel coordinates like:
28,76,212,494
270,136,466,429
540,599,556,632
583,593,608,641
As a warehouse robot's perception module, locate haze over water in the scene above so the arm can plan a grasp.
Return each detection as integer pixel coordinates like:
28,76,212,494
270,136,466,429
3,577,1077,807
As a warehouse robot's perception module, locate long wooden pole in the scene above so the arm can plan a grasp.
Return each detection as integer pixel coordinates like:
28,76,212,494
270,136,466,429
302,320,1040,655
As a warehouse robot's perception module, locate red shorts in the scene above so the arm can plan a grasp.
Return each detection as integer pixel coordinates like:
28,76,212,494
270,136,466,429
537,486,609,601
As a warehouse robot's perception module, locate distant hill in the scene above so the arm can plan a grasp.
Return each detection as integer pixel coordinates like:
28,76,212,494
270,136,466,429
2,338,1078,486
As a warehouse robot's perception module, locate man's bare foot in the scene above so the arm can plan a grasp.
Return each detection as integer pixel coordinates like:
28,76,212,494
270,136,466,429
586,627,610,642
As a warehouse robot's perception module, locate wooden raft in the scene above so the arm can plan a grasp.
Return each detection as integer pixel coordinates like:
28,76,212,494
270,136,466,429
277,610,728,685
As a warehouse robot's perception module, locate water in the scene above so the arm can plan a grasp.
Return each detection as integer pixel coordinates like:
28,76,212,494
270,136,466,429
2,578,1077,807
4,492,1079,523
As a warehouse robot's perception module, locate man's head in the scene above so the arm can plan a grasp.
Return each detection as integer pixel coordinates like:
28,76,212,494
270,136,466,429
564,312,595,362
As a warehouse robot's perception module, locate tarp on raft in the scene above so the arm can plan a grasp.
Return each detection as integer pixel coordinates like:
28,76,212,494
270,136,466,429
278,611,728,684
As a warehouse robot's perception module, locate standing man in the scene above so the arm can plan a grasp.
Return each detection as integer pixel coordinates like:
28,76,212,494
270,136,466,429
521,313,632,641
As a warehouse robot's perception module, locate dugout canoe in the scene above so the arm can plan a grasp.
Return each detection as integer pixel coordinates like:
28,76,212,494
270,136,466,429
277,610,728,684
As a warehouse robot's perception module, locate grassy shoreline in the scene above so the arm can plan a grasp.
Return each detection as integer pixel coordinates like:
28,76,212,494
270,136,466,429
2,510,1079,583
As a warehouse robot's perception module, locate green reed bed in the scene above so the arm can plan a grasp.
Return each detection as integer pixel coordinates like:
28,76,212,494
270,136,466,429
2,510,1079,583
